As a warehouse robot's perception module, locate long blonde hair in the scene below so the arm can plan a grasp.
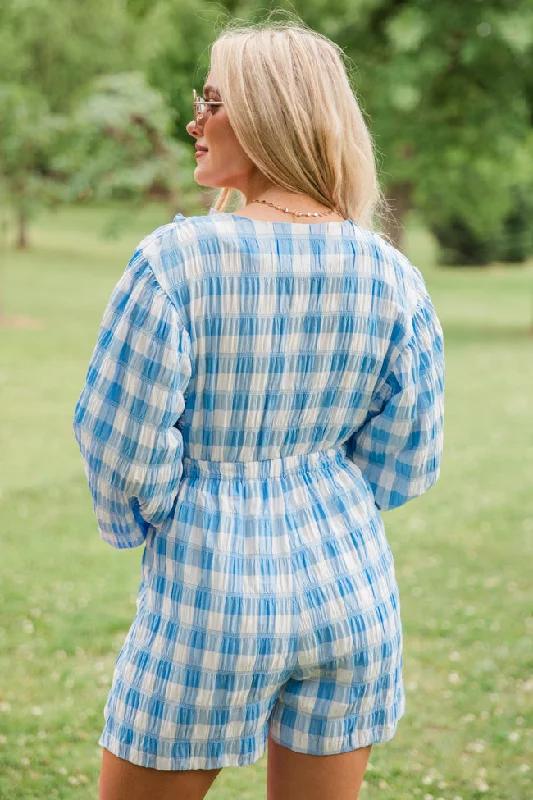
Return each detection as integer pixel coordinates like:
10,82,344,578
208,17,385,230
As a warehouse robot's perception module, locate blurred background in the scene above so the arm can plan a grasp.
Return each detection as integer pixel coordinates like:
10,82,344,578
1,2,532,798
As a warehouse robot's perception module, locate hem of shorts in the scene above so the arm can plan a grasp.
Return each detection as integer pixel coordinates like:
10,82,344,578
98,730,267,771
268,711,404,756
268,725,400,755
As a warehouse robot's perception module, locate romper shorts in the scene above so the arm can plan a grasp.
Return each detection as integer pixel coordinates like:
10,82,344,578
98,447,406,770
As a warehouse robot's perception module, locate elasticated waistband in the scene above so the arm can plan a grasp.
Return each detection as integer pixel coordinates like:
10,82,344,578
182,446,346,481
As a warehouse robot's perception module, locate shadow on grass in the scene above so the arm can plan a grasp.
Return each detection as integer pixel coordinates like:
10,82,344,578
443,323,533,344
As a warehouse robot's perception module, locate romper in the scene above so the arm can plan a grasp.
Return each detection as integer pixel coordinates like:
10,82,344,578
73,210,445,770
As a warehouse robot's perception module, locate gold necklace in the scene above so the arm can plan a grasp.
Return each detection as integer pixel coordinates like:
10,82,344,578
250,196,341,222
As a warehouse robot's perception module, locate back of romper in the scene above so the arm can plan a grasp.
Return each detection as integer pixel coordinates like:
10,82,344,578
73,207,445,560
146,210,444,504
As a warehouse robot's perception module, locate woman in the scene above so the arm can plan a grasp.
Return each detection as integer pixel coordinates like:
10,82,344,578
73,19,445,800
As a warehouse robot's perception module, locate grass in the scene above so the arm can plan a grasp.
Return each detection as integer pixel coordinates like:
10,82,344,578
1,203,532,799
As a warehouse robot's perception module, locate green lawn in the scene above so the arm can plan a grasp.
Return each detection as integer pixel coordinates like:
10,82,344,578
1,204,532,799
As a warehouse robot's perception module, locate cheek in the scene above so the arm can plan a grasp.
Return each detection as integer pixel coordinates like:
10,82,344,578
207,114,251,169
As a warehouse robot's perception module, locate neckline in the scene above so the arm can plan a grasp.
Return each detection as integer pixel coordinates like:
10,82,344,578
210,210,356,232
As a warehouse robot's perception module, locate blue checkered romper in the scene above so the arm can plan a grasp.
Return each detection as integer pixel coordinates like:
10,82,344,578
73,210,445,770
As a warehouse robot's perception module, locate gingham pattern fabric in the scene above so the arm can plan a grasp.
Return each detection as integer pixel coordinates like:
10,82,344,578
73,211,444,770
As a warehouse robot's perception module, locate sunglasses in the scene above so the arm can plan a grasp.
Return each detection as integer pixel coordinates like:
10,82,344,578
193,89,224,127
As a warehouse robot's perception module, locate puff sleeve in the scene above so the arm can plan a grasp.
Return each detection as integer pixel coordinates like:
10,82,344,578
344,279,445,512
73,246,192,549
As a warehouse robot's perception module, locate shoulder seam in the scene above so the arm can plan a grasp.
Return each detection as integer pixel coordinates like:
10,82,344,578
136,246,190,337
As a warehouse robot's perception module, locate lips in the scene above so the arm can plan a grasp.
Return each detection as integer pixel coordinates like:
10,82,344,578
195,145,208,153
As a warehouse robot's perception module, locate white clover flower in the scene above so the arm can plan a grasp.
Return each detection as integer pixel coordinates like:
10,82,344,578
466,740,485,753
22,619,35,634
448,651,461,661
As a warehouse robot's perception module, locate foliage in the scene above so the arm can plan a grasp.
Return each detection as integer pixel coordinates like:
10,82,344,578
169,0,533,252
2,0,533,258
433,184,533,266
0,0,142,113
0,84,63,246
0,0,204,245
143,0,227,143
0,0,151,245
53,72,197,218
501,185,533,263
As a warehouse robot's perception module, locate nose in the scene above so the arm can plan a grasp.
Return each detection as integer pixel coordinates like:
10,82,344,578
186,118,201,137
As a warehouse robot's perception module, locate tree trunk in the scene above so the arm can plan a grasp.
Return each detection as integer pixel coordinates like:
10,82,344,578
382,181,413,250
16,208,29,249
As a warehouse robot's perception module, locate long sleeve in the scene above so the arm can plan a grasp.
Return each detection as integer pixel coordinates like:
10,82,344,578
73,247,192,549
344,279,445,512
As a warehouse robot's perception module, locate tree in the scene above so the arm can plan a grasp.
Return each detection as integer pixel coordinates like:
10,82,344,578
338,0,533,246
194,0,533,248
0,85,60,248
0,0,142,113
141,0,225,144
53,72,197,220
0,0,157,247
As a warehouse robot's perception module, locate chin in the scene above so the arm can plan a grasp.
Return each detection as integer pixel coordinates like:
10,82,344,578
193,168,225,189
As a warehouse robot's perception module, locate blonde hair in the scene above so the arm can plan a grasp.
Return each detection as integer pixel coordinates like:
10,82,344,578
208,17,385,230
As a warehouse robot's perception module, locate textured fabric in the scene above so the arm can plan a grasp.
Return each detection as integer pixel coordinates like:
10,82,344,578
73,211,444,769
73,250,192,549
